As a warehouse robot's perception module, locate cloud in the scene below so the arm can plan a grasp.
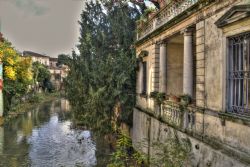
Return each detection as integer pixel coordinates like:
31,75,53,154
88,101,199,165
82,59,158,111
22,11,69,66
8,0,49,16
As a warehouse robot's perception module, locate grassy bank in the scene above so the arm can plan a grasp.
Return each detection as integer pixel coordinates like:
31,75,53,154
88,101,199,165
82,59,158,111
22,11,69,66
0,92,61,126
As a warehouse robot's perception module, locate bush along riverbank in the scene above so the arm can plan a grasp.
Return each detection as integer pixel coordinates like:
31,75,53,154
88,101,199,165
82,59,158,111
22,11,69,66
0,92,61,126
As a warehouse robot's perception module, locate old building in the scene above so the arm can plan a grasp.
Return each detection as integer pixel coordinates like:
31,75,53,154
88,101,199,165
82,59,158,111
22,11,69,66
23,51,50,66
23,51,68,91
49,65,69,91
133,0,250,166
49,57,58,68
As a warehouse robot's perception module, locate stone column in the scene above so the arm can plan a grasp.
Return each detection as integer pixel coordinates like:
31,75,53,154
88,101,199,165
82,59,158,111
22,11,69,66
183,28,194,97
159,42,167,93
139,61,144,94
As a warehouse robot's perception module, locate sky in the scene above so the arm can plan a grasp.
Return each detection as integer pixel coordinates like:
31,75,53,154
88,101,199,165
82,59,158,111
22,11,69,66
0,0,86,57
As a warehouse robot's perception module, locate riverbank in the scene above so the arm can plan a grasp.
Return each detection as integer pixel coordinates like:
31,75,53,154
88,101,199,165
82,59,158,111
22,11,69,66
0,92,62,126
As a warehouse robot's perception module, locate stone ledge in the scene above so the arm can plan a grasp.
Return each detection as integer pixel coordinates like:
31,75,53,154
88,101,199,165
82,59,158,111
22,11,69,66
218,112,250,126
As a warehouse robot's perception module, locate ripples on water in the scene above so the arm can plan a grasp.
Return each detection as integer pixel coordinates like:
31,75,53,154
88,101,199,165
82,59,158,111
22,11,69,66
0,99,111,167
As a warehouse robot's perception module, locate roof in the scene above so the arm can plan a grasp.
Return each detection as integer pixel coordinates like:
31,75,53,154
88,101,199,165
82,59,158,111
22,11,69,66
23,51,49,58
49,57,58,61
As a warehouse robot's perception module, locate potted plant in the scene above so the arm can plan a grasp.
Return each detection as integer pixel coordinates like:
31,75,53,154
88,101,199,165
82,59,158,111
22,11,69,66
169,94,180,102
180,94,192,106
150,91,166,116
158,0,166,9
143,7,157,20
150,91,166,105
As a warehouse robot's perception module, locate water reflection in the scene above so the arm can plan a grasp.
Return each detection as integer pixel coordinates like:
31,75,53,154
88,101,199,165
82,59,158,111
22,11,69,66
0,99,111,167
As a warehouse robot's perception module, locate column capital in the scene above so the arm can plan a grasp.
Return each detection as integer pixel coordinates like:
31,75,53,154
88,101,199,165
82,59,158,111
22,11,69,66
182,27,194,36
157,39,168,46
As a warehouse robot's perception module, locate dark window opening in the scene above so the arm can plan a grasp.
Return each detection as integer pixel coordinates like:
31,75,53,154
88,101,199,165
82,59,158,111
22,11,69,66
228,32,250,116
142,61,147,94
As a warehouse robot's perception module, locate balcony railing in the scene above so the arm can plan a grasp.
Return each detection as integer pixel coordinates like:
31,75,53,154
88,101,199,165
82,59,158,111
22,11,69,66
137,0,200,41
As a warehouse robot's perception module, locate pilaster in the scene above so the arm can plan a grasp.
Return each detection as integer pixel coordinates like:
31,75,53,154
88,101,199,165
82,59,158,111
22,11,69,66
196,21,205,107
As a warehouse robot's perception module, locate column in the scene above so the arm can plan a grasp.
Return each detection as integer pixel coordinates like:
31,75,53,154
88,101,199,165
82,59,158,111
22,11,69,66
183,28,194,97
139,61,144,94
159,42,167,93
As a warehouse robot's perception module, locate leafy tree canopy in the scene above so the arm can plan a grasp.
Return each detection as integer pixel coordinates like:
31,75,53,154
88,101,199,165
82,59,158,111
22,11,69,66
0,40,33,112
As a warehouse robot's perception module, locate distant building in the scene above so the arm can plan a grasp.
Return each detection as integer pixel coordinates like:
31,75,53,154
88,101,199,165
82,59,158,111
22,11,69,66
23,51,50,66
23,51,68,91
49,57,58,68
49,65,69,91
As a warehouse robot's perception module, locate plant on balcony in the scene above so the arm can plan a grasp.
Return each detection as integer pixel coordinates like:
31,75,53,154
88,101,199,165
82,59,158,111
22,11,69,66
158,0,167,9
150,91,166,105
143,7,157,19
180,94,192,106
168,94,181,103
150,91,166,117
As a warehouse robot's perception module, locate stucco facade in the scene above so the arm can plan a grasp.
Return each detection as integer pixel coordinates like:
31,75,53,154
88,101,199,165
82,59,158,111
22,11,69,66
23,51,50,66
133,0,250,166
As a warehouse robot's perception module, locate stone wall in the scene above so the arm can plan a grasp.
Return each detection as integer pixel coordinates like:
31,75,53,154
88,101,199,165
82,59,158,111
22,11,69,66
133,108,249,167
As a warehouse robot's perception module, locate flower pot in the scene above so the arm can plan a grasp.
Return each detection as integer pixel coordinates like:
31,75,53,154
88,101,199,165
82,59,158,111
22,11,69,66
148,12,156,19
158,0,166,9
180,95,192,105
169,95,180,102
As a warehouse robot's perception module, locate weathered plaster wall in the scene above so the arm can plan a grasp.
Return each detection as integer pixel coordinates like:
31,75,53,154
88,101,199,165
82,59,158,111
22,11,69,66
136,44,159,111
166,43,184,95
204,10,225,111
134,1,250,165
133,109,249,167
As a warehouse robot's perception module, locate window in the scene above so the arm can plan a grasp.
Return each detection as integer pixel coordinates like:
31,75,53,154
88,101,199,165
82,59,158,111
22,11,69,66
142,62,147,94
228,32,250,115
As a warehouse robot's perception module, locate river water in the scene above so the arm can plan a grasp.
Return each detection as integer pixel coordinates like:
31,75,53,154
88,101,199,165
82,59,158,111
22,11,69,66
0,99,111,167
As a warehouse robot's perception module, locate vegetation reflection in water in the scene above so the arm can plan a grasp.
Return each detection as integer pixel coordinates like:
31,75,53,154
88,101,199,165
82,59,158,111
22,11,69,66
0,99,111,167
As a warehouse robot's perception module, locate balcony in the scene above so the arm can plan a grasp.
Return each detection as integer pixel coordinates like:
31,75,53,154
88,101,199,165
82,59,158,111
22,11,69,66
136,0,201,41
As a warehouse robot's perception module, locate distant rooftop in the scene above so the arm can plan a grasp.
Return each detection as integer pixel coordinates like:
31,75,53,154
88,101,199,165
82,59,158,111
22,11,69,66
23,51,49,58
49,57,58,61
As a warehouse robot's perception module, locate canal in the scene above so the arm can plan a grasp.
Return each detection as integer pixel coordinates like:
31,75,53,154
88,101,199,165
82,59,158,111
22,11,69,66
0,99,111,167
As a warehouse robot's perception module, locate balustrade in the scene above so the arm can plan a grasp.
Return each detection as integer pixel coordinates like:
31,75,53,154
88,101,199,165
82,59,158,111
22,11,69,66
137,0,199,40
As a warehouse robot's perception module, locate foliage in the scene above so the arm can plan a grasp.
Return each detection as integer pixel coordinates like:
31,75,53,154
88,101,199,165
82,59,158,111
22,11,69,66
151,132,192,167
0,40,33,112
150,91,166,105
32,62,53,92
57,54,70,66
64,0,140,133
108,132,147,167
28,93,45,103
32,62,50,83
180,94,192,106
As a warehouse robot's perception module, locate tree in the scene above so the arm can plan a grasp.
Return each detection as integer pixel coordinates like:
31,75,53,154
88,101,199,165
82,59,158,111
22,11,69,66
0,40,33,112
57,54,70,66
32,62,51,91
65,0,139,133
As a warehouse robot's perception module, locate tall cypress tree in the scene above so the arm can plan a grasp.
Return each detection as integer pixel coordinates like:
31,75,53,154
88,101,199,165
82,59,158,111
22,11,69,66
65,0,140,134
